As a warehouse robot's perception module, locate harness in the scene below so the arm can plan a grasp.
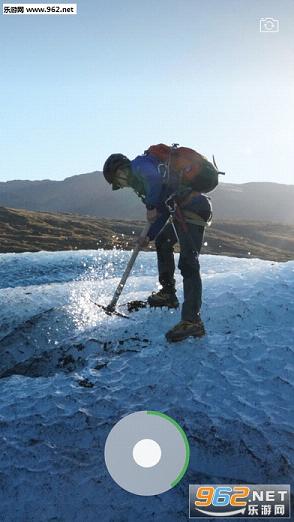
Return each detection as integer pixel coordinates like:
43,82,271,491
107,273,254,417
165,194,187,231
165,193,180,243
164,193,202,254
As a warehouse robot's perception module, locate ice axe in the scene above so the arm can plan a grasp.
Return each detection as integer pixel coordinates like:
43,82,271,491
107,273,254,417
91,223,150,318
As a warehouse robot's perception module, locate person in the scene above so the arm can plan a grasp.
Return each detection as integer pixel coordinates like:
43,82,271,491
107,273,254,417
103,147,216,342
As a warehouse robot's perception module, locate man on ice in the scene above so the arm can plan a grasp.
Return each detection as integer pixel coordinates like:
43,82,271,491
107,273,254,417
103,144,222,342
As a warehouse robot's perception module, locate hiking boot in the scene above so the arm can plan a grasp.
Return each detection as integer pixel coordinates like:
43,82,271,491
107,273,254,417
165,317,205,342
147,288,179,309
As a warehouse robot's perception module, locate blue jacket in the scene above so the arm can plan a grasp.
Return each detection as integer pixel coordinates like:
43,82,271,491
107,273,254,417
130,154,212,240
130,154,166,208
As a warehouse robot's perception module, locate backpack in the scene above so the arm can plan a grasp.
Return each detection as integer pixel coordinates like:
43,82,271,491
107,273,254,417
145,143,221,193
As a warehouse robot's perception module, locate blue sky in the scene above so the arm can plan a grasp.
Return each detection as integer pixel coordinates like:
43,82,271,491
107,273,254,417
1,0,293,184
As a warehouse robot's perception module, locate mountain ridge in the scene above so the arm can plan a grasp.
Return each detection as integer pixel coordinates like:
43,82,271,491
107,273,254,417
1,206,293,262
1,172,293,224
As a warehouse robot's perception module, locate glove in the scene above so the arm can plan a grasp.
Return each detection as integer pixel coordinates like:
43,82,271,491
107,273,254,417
137,235,150,248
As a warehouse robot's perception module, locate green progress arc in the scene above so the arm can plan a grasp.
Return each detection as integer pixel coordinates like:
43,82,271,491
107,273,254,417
146,410,190,488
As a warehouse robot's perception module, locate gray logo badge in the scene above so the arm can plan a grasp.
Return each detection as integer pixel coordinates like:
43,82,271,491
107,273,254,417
104,410,190,496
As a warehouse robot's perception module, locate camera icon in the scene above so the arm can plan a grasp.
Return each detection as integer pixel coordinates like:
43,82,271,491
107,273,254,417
260,18,279,32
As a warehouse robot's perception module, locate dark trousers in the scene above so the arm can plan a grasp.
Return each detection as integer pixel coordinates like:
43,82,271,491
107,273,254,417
155,219,204,322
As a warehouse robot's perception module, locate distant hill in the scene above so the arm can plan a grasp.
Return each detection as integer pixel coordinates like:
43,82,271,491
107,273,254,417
1,207,293,262
0,173,293,224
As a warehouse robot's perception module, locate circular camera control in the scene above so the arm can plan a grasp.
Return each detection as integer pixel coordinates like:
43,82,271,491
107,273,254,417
104,410,190,496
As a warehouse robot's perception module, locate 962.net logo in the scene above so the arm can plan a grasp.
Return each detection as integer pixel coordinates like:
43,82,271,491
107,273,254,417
189,485,290,518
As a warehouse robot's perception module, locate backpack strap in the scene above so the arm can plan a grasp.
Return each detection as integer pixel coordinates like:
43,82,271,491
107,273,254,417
166,143,179,183
156,143,180,186
145,143,180,187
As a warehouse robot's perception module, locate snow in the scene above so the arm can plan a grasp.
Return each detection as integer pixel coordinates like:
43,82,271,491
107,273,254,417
0,250,293,521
